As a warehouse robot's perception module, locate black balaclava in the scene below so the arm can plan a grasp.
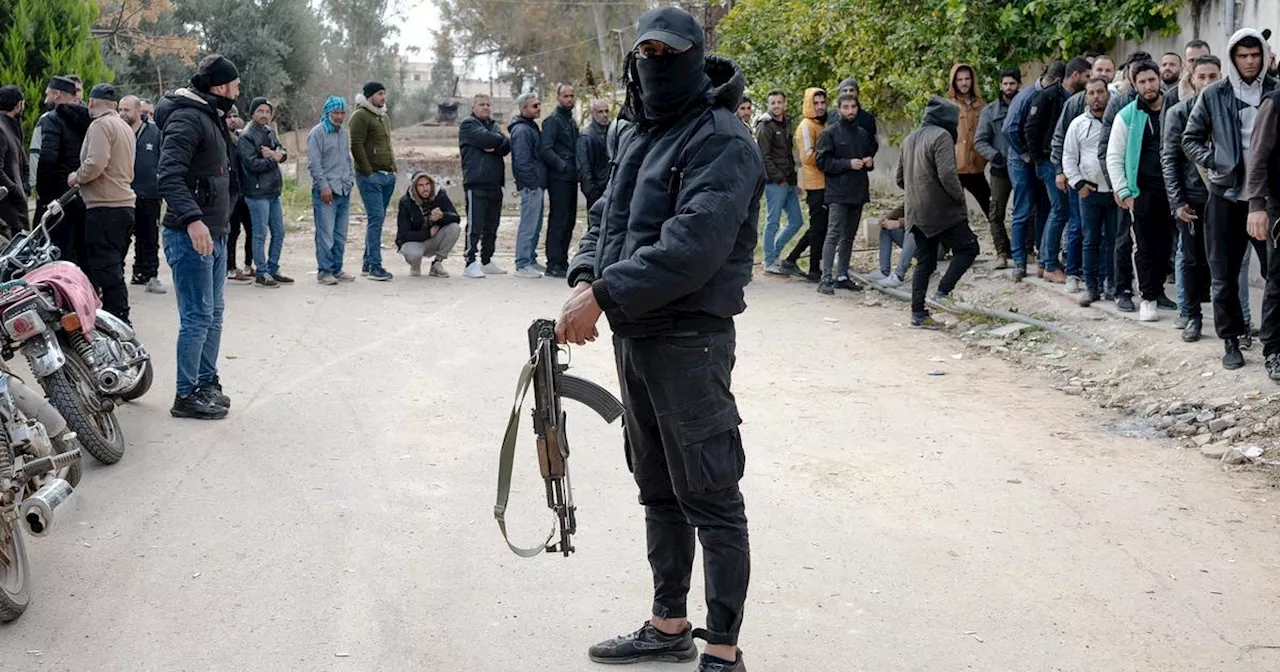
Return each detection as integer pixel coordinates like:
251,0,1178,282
633,45,710,124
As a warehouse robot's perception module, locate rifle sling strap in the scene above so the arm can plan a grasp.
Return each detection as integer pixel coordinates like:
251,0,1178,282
494,352,557,557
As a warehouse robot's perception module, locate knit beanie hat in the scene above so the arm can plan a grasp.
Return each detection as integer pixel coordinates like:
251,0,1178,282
192,55,241,92
362,81,386,99
249,97,272,115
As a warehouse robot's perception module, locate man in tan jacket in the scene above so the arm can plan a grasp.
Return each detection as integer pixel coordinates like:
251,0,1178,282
946,63,990,216
69,83,135,323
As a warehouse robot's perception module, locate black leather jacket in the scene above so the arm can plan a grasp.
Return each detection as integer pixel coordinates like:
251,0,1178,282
1161,95,1208,212
1182,75,1280,199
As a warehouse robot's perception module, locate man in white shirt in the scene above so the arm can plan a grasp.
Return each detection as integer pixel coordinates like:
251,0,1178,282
1063,77,1113,307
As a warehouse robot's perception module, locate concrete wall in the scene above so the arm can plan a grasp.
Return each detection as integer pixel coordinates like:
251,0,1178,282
1114,0,1280,63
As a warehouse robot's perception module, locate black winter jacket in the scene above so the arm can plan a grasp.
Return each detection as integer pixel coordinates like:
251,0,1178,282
155,89,240,237
1023,83,1068,164
815,117,875,205
1098,88,1137,186
36,103,90,204
509,115,547,191
1161,95,1208,212
395,185,460,248
567,55,765,338
238,122,286,199
1182,75,1280,200
756,115,797,184
576,120,609,202
458,114,510,190
540,106,579,183
131,121,162,199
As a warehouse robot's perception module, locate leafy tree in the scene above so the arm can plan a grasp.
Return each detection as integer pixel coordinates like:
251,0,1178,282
428,30,459,104
94,0,199,101
0,0,113,137
718,0,1182,130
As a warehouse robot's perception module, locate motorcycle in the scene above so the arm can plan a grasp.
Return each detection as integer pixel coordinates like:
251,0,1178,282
0,366,84,622
0,189,153,464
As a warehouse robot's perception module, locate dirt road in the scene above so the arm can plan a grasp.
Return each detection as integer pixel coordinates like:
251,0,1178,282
2,247,1278,671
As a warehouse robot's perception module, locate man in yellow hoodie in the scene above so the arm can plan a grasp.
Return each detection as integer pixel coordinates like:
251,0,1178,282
781,87,828,280
947,63,990,216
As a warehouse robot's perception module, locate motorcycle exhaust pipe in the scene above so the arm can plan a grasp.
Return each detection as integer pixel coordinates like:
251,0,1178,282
98,369,121,393
20,478,73,538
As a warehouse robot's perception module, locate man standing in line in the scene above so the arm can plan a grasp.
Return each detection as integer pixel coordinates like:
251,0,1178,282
308,95,357,285
577,99,610,212
783,87,828,281
1024,59,1089,285
1106,60,1172,323
156,54,241,420
975,69,1020,269
540,84,579,279
1063,77,1115,308
457,93,512,279
239,97,291,288
68,84,136,323
1183,29,1278,369
1003,64,1054,280
1247,63,1280,380
947,63,990,217
757,89,803,274
119,95,165,294
223,108,254,282
736,96,753,130
815,93,874,295
350,81,396,281
509,92,547,279
1167,41,1211,108
1162,55,1221,341
898,96,981,329
556,8,761,670
1160,53,1184,95
36,76,90,262
0,86,27,235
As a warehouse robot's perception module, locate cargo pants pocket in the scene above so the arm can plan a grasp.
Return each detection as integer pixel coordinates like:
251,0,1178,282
676,407,745,495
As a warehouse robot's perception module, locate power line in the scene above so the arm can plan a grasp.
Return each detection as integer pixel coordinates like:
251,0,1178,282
507,22,638,59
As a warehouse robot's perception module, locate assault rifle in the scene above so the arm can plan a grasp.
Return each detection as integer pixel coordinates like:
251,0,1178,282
495,319,624,557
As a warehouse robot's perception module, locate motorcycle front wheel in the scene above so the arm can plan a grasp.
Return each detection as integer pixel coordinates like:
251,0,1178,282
41,353,125,465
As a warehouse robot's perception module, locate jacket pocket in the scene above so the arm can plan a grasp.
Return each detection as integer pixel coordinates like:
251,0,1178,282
676,407,744,495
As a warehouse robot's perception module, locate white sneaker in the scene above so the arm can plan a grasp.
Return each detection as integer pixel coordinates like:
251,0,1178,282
481,262,507,275
464,261,486,279
145,277,167,294
882,273,903,288
1064,276,1082,294
864,270,889,282
764,263,786,275
515,266,543,279
1138,300,1159,322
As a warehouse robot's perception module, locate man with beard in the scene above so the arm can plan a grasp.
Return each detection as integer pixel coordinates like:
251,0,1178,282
577,99,611,211
1024,58,1089,285
816,93,875,295
119,95,165,293
947,64,990,217
974,69,1020,269
782,87,829,280
1106,60,1172,323
458,92,512,278
557,7,762,670
1183,29,1279,369
735,96,753,130
1167,40,1211,108
1063,78,1115,308
0,86,27,234
757,89,803,274
35,76,90,262
350,82,396,281
1160,53,1184,94
539,84,580,279
156,54,242,420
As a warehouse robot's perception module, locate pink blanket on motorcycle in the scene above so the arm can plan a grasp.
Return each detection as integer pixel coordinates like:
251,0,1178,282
24,263,99,335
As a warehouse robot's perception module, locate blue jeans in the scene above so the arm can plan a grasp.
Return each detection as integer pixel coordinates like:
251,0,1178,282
164,226,226,397
356,171,397,270
1009,157,1036,269
762,183,803,266
246,196,285,276
1064,190,1082,276
878,227,916,278
516,187,544,269
1036,161,1068,272
1079,190,1118,294
313,190,351,275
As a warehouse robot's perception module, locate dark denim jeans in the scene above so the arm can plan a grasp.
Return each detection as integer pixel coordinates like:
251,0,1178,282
614,329,749,647
1079,190,1118,295
356,171,397,271
1064,189,1082,276
163,227,227,397
1009,157,1036,269
1035,161,1068,272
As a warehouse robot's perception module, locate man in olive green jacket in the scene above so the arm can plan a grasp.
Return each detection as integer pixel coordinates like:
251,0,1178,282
349,81,397,281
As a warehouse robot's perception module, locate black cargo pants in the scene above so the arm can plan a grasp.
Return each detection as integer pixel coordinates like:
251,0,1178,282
613,328,750,647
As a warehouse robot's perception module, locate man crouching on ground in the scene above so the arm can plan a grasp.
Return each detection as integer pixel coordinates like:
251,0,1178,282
555,6,764,671
395,172,460,277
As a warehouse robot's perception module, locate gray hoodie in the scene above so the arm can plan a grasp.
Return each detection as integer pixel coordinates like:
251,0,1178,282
896,96,967,238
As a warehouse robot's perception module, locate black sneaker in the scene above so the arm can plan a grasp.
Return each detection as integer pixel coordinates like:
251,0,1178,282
1240,333,1254,351
1267,353,1280,382
1223,338,1245,370
1078,290,1100,307
697,652,746,672
911,313,943,329
1115,294,1136,312
130,274,147,286
197,377,231,409
256,273,280,288
779,260,803,276
1012,267,1027,282
817,280,835,295
804,272,820,284
587,623,698,665
273,272,295,284
170,393,229,420
1181,318,1202,343
1156,294,1178,310
834,277,862,291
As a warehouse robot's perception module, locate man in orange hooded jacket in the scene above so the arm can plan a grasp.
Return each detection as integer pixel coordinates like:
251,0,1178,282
947,63,990,216
780,87,829,280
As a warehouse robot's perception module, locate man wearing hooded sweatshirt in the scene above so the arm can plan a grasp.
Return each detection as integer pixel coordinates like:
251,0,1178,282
156,54,242,421
975,69,1021,268
36,76,91,264
396,172,460,277
239,97,291,288
1245,56,1280,380
557,8,762,670
947,64,990,217
826,78,878,140
540,84,580,279
784,87,828,280
898,96,980,329
458,92,512,278
1183,29,1279,370
349,82,396,281
757,90,803,273
509,92,547,278
308,95,357,285
816,93,874,295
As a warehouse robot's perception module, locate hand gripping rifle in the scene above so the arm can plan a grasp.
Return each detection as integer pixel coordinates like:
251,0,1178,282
495,319,624,557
